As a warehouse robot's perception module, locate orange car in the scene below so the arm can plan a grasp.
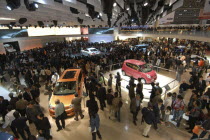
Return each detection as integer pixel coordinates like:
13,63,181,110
49,69,84,117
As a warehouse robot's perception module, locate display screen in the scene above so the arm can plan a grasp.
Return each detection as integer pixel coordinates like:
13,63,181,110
3,41,20,53
88,28,114,34
0,29,28,39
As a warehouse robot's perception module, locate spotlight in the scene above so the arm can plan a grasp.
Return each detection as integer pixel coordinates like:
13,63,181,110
34,3,38,8
6,5,12,10
143,2,148,6
24,0,39,11
6,0,21,11
113,2,117,7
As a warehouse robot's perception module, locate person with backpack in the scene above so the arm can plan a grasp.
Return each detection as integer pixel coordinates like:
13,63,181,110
142,102,157,138
186,100,202,133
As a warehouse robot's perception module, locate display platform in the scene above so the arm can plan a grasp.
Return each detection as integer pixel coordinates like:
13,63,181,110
104,69,179,99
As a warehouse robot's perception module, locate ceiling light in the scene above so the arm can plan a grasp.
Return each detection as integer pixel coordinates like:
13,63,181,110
143,2,148,6
126,7,129,11
34,3,38,9
0,17,16,20
113,2,117,7
6,5,12,10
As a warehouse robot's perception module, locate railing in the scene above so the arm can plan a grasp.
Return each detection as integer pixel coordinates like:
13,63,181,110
119,30,210,38
103,62,179,99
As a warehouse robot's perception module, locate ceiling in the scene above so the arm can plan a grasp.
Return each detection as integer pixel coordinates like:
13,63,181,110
0,0,208,27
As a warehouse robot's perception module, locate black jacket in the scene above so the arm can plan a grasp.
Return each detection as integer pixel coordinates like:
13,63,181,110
142,107,157,128
97,87,106,100
0,99,9,114
106,94,114,105
11,116,28,130
86,99,99,115
23,92,32,102
36,117,51,130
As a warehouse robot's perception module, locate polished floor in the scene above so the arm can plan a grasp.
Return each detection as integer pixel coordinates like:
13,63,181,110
1,68,205,140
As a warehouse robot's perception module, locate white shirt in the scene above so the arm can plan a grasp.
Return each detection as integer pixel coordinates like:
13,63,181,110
164,97,172,108
2,110,16,128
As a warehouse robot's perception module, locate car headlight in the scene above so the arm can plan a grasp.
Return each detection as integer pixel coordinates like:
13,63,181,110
146,74,151,79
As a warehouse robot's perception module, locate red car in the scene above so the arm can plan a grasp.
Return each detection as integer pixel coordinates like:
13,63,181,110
121,59,157,83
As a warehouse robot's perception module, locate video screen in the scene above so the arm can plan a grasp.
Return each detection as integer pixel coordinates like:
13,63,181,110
88,28,114,34
3,41,20,53
0,29,28,39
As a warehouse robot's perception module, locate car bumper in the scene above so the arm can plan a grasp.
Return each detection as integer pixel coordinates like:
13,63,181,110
49,108,75,117
146,77,157,83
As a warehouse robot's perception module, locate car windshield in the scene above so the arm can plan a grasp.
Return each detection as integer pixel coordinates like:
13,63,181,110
54,81,76,95
90,49,98,52
139,64,152,73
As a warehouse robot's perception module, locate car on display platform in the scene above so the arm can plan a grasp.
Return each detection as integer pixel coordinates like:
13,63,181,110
190,54,205,66
49,69,84,117
81,47,101,56
132,44,149,52
121,59,157,84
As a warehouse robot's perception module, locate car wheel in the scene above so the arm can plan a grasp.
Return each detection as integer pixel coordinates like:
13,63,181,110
122,71,126,76
141,78,146,84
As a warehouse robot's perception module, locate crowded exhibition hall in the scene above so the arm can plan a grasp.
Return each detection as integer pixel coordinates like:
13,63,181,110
1,0,210,140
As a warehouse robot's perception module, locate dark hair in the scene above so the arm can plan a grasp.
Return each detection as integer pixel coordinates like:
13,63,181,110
166,106,172,111
107,89,112,93
38,113,44,118
13,111,20,119
0,96,4,99
138,78,142,82
7,105,13,111
167,92,172,97
158,99,163,103
18,94,23,99
114,92,118,97
75,94,79,97
195,100,200,107
177,95,183,99
97,83,102,87
29,101,36,105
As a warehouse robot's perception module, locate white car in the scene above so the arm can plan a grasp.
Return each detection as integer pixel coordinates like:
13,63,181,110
81,48,101,56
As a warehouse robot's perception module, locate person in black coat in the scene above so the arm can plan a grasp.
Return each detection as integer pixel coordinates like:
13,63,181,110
86,94,99,118
142,102,157,138
153,99,164,123
11,111,31,140
195,76,206,97
0,96,9,121
8,93,19,109
136,78,144,101
96,84,106,111
36,113,52,140
23,88,33,102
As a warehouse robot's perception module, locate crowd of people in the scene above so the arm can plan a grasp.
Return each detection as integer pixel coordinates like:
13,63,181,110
0,39,210,140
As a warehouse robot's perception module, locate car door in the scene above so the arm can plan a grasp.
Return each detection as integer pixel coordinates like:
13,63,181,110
131,63,141,79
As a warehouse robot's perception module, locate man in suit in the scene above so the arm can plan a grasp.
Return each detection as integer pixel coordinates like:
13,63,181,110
196,76,206,97
130,95,141,125
71,94,84,121
0,96,9,121
23,88,33,102
96,84,106,111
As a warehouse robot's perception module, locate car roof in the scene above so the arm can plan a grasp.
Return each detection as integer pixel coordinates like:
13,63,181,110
135,44,149,47
87,48,97,50
58,69,81,82
124,59,146,65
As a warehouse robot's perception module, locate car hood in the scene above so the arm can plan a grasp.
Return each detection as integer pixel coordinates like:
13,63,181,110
50,94,74,107
145,70,157,77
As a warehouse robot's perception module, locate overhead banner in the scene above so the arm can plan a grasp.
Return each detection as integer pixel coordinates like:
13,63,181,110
0,29,28,39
